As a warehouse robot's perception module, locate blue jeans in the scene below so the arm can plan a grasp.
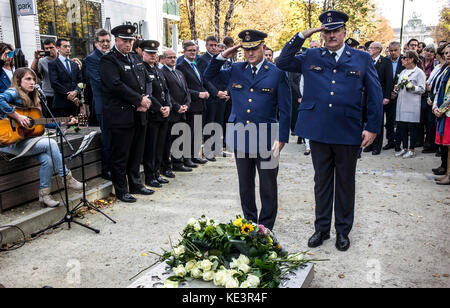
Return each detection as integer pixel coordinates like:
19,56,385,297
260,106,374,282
0,138,68,189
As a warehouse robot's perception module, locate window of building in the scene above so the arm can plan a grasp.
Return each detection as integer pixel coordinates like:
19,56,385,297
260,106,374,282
37,0,102,58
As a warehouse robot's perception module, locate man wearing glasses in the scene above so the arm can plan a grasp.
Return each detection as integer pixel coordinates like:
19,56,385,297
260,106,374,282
85,29,112,181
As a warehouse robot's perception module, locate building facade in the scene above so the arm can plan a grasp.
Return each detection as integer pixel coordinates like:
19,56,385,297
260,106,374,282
0,0,180,62
394,13,435,46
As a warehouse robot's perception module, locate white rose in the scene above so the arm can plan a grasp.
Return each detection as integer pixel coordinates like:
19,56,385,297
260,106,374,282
191,266,203,279
185,260,196,272
240,281,252,288
268,251,278,260
173,265,187,277
406,82,414,89
246,274,260,287
164,279,179,288
214,270,228,286
202,271,215,282
200,259,213,271
225,277,240,288
187,218,197,226
173,246,185,256
238,263,251,274
230,258,238,269
194,222,201,231
237,254,250,266
287,253,304,262
402,75,408,81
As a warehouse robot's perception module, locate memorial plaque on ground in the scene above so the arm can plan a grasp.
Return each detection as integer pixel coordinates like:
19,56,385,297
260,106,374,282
128,262,314,288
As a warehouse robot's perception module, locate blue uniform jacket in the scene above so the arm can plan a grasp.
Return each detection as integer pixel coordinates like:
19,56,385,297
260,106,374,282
85,49,104,115
204,57,291,153
277,34,383,146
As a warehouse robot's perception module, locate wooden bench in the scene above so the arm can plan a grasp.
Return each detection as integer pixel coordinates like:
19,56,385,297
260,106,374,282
0,128,103,213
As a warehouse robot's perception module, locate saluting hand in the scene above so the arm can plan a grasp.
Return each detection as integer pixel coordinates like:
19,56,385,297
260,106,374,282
301,26,327,39
221,45,242,59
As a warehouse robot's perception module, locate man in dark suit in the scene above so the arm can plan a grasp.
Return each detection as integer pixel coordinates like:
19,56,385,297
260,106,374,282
196,36,229,161
84,29,112,180
176,41,211,166
140,40,172,188
277,11,383,251
48,39,82,117
384,41,406,151
99,25,154,203
204,30,292,231
366,41,394,155
161,49,193,173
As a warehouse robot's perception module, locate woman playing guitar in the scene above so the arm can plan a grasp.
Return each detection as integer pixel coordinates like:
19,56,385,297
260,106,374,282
0,68,83,208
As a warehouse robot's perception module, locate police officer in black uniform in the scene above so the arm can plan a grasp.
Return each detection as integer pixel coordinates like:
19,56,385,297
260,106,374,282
140,40,173,188
99,25,154,203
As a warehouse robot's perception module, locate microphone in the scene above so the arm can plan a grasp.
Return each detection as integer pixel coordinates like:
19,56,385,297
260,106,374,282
35,84,47,104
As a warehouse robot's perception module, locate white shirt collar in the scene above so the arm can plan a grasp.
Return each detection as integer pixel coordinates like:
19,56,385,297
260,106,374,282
164,64,176,72
373,55,381,63
58,54,69,63
251,59,265,75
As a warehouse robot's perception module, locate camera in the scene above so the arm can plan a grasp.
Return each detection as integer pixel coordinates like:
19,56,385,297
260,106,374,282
39,51,51,57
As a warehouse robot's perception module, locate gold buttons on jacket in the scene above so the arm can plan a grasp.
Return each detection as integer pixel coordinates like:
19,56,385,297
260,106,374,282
329,104,333,108
330,92,335,96
249,99,252,102
333,69,337,73
250,88,254,92
332,80,336,84
246,120,250,124
247,109,251,113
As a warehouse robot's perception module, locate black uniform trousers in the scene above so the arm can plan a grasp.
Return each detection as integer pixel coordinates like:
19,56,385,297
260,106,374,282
162,120,185,170
186,111,204,159
310,141,360,236
235,153,279,230
373,101,398,151
205,98,226,152
144,120,169,180
109,124,146,196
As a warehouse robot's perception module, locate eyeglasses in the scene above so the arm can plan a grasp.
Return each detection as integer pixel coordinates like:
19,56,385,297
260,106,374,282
166,56,177,59
98,40,111,44
185,49,197,53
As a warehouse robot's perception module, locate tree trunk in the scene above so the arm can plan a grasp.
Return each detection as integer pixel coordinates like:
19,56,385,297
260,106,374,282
186,0,198,42
223,0,235,38
215,0,221,40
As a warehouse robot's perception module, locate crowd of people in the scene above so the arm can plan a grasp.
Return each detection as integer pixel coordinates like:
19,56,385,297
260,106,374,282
0,24,449,209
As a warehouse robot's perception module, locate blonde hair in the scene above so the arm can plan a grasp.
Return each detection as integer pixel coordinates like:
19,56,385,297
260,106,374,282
10,68,40,108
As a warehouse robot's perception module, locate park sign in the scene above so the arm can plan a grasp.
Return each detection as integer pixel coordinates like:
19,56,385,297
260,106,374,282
16,0,37,16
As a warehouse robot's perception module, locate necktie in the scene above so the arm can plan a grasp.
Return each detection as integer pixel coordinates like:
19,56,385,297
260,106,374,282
252,66,258,78
172,69,182,86
190,62,201,82
65,58,71,73
331,52,337,63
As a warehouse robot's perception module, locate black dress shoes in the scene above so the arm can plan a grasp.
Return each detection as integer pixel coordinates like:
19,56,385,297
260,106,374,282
205,156,216,162
130,186,154,195
363,146,373,153
101,171,112,181
184,159,198,168
162,170,176,178
173,165,192,172
156,176,169,184
382,143,395,150
372,150,381,155
146,179,162,188
117,193,136,203
422,148,436,154
432,166,446,175
307,231,330,248
192,158,207,164
336,233,350,251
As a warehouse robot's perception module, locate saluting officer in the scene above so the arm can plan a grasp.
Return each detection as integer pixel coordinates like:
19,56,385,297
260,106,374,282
99,25,154,203
140,40,173,188
277,11,383,251
204,30,291,231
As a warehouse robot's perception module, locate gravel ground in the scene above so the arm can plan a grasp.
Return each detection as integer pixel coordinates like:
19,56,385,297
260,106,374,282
0,137,449,288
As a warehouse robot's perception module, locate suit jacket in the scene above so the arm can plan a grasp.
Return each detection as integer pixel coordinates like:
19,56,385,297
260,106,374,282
162,65,191,122
84,48,104,115
277,34,383,145
0,60,11,93
374,56,394,100
48,57,82,110
144,63,172,122
99,47,152,128
176,59,210,114
204,58,292,153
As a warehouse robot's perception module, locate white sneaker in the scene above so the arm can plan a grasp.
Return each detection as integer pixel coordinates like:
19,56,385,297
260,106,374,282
395,149,407,157
402,150,416,159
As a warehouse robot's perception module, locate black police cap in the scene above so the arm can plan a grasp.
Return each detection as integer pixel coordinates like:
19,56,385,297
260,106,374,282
345,38,359,48
111,25,136,40
141,40,160,53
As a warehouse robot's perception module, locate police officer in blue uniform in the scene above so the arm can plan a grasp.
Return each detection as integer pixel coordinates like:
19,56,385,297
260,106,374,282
277,11,383,251
204,30,291,231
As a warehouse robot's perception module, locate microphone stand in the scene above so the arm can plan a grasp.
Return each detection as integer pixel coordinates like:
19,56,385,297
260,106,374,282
31,91,100,238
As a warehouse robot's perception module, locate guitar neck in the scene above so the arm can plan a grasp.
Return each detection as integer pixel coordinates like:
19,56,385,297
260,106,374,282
33,117,71,125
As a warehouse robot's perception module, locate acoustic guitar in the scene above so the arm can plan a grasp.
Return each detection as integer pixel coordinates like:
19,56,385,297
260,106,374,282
0,107,88,147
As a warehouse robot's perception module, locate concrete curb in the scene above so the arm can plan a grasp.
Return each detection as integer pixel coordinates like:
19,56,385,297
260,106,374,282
0,180,113,245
